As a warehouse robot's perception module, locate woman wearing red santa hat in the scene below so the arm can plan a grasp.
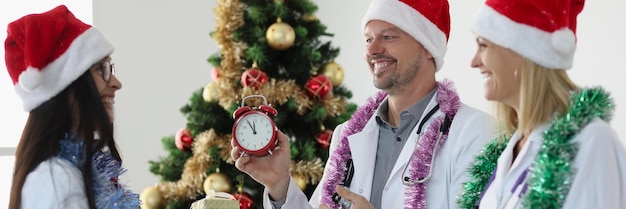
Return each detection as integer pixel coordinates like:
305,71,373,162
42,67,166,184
6,5,140,209
457,0,626,208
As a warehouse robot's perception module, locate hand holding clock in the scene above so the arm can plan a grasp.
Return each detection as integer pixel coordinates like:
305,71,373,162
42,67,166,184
231,95,291,201
231,129,292,201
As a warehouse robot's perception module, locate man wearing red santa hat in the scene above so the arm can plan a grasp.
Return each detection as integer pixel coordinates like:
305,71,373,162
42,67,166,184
231,0,495,208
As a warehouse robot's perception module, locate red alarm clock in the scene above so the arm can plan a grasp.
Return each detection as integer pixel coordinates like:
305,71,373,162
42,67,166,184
232,95,278,157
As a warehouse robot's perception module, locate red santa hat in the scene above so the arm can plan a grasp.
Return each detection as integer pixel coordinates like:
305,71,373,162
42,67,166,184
4,5,114,111
471,0,585,69
362,0,450,71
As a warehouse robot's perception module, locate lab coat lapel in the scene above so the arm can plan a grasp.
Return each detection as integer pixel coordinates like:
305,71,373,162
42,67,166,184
491,130,520,204
347,115,379,201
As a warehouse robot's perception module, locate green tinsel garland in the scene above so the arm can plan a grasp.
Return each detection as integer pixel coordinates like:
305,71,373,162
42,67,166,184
457,135,509,208
457,87,614,209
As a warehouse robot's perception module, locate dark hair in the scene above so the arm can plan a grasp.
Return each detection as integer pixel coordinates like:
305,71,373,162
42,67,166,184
9,69,122,209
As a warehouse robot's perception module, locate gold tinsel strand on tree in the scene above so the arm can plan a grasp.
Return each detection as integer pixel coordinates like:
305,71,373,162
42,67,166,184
213,0,246,107
290,158,325,185
241,79,347,116
319,96,347,117
158,129,233,201
219,77,346,116
240,79,311,114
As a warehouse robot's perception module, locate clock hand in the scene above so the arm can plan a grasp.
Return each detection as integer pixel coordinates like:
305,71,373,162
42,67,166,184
247,119,257,134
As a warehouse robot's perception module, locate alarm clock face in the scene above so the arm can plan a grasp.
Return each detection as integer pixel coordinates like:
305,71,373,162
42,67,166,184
234,112,276,153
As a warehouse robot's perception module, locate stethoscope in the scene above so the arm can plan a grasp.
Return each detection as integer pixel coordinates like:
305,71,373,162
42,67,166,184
400,103,453,185
333,103,452,194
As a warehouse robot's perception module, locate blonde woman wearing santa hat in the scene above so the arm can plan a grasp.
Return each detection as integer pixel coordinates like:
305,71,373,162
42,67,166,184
457,0,626,208
231,0,495,208
6,5,140,209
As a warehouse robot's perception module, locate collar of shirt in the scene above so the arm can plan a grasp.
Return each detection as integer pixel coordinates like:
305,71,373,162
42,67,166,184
375,89,437,129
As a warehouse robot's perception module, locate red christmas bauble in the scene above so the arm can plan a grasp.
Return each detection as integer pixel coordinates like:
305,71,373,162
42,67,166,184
305,74,333,99
175,128,193,151
241,68,268,88
211,67,220,81
233,193,254,209
316,130,333,149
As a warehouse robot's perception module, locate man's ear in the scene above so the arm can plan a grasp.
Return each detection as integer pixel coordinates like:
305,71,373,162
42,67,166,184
424,47,434,59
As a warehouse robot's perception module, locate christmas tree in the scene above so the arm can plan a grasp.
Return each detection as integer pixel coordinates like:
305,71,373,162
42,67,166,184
139,0,357,208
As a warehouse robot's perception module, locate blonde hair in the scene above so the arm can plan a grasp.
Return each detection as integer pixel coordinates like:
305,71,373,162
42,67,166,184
492,59,579,137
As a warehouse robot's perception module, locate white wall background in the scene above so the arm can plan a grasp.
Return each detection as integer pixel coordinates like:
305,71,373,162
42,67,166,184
1,0,624,202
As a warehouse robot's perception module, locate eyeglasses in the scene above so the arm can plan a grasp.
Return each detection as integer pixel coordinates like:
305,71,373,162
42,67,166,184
94,61,115,82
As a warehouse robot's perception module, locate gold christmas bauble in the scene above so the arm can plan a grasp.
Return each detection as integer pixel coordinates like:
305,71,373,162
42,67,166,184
202,82,218,102
204,172,232,194
139,186,164,209
266,18,295,50
321,61,344,87
293,174,308,191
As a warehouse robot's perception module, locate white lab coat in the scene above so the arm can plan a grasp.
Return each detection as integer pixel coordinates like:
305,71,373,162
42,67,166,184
21,157,89,209
263,93,495,209
479,118,626,209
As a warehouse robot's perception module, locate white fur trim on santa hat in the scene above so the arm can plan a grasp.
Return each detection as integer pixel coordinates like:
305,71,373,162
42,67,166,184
362,0,447,71
471,5,576,70
15,27,114,111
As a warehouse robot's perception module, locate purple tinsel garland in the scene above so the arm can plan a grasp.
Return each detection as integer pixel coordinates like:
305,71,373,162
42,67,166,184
405,80,460,209
321,80,460,209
